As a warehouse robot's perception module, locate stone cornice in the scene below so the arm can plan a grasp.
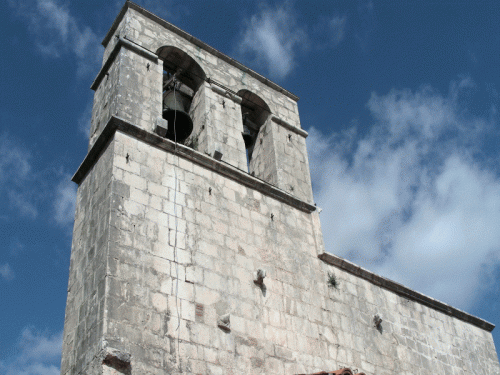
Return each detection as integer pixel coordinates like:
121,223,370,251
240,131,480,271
319,252,495,332
102,1,299,102
72,116,317,214
272,115,308,138
91,36,158,91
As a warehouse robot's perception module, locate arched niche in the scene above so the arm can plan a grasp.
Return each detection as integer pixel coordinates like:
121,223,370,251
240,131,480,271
156,46,207,142
237,90,271,162
157,46,206,91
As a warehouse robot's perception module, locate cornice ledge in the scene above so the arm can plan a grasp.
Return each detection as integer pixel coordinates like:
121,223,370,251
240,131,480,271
102,1,299,102
91,36,157,91
318,252,495,332
272,115,308,138
73,116,317,214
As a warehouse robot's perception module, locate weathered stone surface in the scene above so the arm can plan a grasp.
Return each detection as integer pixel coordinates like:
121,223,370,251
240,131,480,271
61,2,500,375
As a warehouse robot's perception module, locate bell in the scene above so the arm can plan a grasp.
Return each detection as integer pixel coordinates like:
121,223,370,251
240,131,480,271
242,125,254,148
162,90,193,143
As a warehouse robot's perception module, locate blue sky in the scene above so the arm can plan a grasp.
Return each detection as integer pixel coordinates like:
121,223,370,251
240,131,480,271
1,0,499,373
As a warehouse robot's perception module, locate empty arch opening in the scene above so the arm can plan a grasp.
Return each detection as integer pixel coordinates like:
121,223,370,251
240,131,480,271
237,90,270,166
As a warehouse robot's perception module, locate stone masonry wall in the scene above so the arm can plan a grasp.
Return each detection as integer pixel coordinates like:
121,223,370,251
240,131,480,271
89,130,499,375
63,3,499,375
91,6,312,203
90,47,162,150
61,140,115,374
269,120,314,203
250,118,279,187
104,7,301,128
89,54,121,150
115,48,162,135
188,82,248,172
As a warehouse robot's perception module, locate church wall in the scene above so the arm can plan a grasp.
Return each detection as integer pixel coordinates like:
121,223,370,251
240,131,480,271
62,3,500,375
94,130,500,375
61,139,115,374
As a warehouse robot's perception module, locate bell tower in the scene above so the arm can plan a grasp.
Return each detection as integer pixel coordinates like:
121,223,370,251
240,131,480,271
61,2,321,374
61,2,500,375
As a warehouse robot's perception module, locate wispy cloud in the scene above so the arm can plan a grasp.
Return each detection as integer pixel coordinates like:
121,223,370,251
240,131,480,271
10,238,25,256
313,14,347,49
309,78,500,310
0,133,38,220
355,0,375,53
53,177,76,227
77,100,93,138
328,15,347,47
0,327,62,375
0,135,31,185
0,263,15,281
8,0,102,76
8,191,38,219
236,2,308,80
0,133,76,226
112,0,188,23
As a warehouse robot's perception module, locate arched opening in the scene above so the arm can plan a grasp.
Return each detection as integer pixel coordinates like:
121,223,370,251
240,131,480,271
237,90,271,166
156,46,206,143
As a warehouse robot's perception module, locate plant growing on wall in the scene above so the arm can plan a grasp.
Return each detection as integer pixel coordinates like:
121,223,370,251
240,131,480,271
327,272,339,290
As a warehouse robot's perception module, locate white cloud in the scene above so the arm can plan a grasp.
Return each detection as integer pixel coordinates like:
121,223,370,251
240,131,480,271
8,0,102,76
0,263,15,281
18,328,63,361
0,134,76,225
53,177,76,227
0,135,32,184
35,0,71,41
355,0,375,53
78,100,93,137
0,328,62,375
309,78,500,310
8,190,38,219
113,0,186,23
312,14,347,50
237,2,307,79
0,134,38,220
328,15,347,47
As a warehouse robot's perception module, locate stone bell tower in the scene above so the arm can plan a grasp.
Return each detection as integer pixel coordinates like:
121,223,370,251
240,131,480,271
61,1,321,374
61,2,500,375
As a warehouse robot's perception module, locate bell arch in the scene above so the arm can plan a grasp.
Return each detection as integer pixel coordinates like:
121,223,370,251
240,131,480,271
156,46,207,143
237,90,271,165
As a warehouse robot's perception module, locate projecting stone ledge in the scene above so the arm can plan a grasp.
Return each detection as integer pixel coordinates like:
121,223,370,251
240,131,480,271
72,116,317,214
319,251,495,332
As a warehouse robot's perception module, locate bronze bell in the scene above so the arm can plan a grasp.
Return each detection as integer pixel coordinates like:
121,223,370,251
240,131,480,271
162,90,193,143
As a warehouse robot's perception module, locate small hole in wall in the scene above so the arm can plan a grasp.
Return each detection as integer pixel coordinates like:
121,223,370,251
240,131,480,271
288,134,292,142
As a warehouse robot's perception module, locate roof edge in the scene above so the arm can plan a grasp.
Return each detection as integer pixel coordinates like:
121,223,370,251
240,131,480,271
102,1,299,102
319,252,495,332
